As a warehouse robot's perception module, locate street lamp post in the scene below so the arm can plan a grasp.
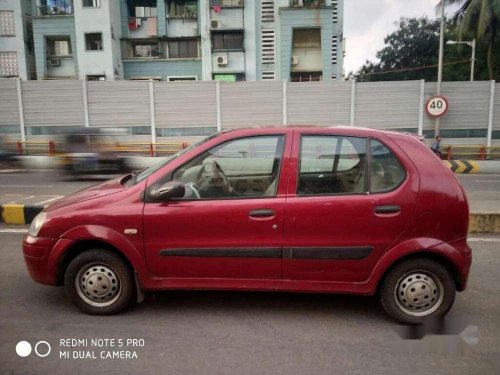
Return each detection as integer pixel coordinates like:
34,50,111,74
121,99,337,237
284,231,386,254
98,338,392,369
446,39,477,81
435,0,445,137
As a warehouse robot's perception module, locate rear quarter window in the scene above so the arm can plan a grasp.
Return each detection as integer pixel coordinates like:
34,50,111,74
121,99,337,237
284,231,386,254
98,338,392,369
370,139,406,193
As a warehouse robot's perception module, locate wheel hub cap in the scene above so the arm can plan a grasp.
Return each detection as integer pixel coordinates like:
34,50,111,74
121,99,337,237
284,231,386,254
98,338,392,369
76,264,121,307
395,271,444,317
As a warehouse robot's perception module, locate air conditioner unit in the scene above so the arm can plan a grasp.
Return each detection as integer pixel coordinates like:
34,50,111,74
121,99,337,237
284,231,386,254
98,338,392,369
291,56,299,65
49,58,61,66
216,53,228,66
211,20,220,29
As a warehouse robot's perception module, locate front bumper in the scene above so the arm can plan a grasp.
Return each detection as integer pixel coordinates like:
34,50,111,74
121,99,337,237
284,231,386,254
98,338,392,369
23,235,73,286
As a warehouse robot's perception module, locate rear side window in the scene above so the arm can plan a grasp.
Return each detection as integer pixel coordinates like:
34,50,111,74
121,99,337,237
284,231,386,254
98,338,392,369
370,140,406,192
298,136,367,195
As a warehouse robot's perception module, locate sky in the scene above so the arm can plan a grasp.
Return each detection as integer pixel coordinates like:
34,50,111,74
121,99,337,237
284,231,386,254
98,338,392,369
343,0,443,74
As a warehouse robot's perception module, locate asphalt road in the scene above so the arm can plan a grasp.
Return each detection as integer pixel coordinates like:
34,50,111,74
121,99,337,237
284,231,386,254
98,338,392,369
0,228,499,375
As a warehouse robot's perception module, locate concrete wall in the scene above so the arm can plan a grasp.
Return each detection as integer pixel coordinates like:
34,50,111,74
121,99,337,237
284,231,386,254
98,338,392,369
123,59,202,80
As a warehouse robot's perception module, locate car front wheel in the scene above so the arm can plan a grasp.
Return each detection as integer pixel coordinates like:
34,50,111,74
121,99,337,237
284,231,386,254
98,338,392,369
64,250,134,315
380,258,456,325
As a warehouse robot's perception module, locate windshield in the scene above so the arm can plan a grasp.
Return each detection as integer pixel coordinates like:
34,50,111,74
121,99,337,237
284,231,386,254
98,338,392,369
133,133,221,183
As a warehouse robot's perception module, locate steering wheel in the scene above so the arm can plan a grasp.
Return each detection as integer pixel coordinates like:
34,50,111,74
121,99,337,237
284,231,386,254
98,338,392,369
210,160,232,193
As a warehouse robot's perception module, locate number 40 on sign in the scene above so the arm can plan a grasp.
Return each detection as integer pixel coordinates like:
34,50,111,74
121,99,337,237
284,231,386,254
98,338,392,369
426,96,449,118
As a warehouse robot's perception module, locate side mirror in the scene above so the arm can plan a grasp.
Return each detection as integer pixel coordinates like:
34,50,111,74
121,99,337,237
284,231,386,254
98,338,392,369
150,181,185,201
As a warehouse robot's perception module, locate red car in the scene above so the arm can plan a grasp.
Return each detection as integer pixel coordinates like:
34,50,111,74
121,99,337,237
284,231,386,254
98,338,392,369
23,127,471,324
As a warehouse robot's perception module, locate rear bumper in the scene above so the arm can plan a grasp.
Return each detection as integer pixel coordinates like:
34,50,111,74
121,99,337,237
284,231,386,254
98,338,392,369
456,239,472,291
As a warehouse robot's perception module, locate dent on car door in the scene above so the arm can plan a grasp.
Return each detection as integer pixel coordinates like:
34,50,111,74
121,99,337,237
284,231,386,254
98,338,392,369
283,133,417,283
142,134,289,279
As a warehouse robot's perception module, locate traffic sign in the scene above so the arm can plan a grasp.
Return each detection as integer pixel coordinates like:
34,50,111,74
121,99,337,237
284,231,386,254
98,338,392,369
426,96,449,118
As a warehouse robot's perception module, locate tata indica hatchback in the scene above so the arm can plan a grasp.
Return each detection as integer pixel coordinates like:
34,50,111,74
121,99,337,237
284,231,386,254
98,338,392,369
23,127,471,324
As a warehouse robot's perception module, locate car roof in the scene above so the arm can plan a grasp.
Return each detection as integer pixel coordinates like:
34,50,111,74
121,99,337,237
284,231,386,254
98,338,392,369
220,126,422,141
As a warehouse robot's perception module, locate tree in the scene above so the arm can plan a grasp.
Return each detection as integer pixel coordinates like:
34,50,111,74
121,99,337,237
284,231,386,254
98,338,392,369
441,0,500,80
354,17,499,81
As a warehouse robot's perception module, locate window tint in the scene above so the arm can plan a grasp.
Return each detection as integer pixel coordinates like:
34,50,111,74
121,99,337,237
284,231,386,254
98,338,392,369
370,140,405,192
172,136,284,199
298,136,367,195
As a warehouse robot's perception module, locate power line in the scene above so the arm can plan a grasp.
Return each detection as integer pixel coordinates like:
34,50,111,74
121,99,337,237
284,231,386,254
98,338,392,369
360,59,471,76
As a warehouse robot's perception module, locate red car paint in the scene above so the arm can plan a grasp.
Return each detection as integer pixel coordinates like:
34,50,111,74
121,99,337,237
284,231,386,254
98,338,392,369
23,127,471,296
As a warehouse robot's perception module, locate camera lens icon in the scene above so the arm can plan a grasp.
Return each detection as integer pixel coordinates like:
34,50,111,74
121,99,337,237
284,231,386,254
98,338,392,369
16,341,51,358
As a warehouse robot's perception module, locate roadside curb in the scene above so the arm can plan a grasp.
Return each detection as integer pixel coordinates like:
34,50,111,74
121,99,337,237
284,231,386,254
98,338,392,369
1,204,499,233
1,204,43,225
442,160,500,174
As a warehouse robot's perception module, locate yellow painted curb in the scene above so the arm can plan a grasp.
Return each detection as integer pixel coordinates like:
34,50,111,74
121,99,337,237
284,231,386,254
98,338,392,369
469,213,500,233
443,160,480,174
1,204,26,225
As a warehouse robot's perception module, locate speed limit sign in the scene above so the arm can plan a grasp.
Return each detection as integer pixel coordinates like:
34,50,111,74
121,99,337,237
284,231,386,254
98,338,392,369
426,96,449,118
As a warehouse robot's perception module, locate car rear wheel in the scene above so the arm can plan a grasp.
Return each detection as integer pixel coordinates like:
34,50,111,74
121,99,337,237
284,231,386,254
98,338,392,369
64,250,133,315
379,258,456,325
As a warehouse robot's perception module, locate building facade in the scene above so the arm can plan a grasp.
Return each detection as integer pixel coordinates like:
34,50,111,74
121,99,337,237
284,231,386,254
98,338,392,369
0,0,35,80
29,0,345,81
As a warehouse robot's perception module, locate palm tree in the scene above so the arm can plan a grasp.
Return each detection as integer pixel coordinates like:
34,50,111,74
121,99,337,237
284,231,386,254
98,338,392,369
439,0,499,79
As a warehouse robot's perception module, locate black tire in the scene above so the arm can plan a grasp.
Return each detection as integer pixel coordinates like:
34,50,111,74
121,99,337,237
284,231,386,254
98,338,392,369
64,250,134,315
379,258,456,325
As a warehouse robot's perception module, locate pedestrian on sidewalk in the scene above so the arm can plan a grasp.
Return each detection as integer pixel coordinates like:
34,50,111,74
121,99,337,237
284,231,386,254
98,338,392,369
431,135,442,158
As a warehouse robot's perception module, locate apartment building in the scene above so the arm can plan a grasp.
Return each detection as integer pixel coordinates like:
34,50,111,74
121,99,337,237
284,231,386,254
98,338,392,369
0,0,35,80
30,0,345,81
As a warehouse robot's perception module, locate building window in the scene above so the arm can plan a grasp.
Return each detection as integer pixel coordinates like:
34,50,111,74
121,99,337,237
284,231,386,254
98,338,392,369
0,52,19,77
86,75,106,81
167,76,198,81
168,39,198,58
290,72,322,82
210,0,244,6
167,1,198,18
85,33,103,51
213,73,245,82
0,11,15,36
134,6,157,17
83,0,100,7
46,37,72,56
261,0,275,22
212,31,244,50
133,42,160,58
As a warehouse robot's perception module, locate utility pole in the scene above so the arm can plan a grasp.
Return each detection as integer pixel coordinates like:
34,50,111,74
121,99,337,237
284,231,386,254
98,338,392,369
435,0,445,137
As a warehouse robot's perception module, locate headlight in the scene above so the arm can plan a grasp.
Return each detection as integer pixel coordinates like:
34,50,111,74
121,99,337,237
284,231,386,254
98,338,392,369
29,212,47,237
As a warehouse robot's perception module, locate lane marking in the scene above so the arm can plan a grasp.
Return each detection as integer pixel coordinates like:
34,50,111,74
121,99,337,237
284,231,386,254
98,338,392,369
7,195,35,204
0,185,54,188
0,229,28,233
35,196,63,206
468,238,500,242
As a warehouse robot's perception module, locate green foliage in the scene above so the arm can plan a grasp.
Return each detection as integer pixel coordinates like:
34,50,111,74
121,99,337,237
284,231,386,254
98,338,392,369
355,16,500,82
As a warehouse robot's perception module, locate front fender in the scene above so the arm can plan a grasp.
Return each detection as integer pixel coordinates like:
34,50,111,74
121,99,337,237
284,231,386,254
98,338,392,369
47,225,148,281
366,237,467,294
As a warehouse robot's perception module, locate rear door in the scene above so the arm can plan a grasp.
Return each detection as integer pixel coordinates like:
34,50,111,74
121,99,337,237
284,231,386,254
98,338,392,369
283,131,418,282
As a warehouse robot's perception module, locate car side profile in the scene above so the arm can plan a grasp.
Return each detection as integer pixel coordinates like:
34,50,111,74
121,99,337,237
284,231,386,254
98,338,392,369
23,127,471,324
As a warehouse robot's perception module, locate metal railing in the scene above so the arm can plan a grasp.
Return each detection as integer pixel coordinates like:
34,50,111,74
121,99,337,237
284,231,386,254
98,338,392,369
9,141,189,157
442,145,500,160
37,2,73,16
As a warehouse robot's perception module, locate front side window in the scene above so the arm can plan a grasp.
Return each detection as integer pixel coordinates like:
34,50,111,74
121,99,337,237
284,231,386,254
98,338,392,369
298,135,367,195
172,135,284,199
85,33,103,51
370,140,406,192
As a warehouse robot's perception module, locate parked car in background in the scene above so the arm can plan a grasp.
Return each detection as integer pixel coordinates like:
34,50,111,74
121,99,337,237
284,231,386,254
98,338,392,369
23,126,471,324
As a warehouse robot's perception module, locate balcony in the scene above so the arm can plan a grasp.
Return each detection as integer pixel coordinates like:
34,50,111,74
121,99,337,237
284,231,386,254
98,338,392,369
36,0,73,16
128,17,158,38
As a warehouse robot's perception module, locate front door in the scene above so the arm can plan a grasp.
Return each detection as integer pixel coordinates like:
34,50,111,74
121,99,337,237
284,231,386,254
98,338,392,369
283,132,418,282
143,134,289,279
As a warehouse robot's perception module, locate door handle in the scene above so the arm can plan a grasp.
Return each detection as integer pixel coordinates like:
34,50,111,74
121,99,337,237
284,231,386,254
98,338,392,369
374,205,401,214
249,209,275,218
